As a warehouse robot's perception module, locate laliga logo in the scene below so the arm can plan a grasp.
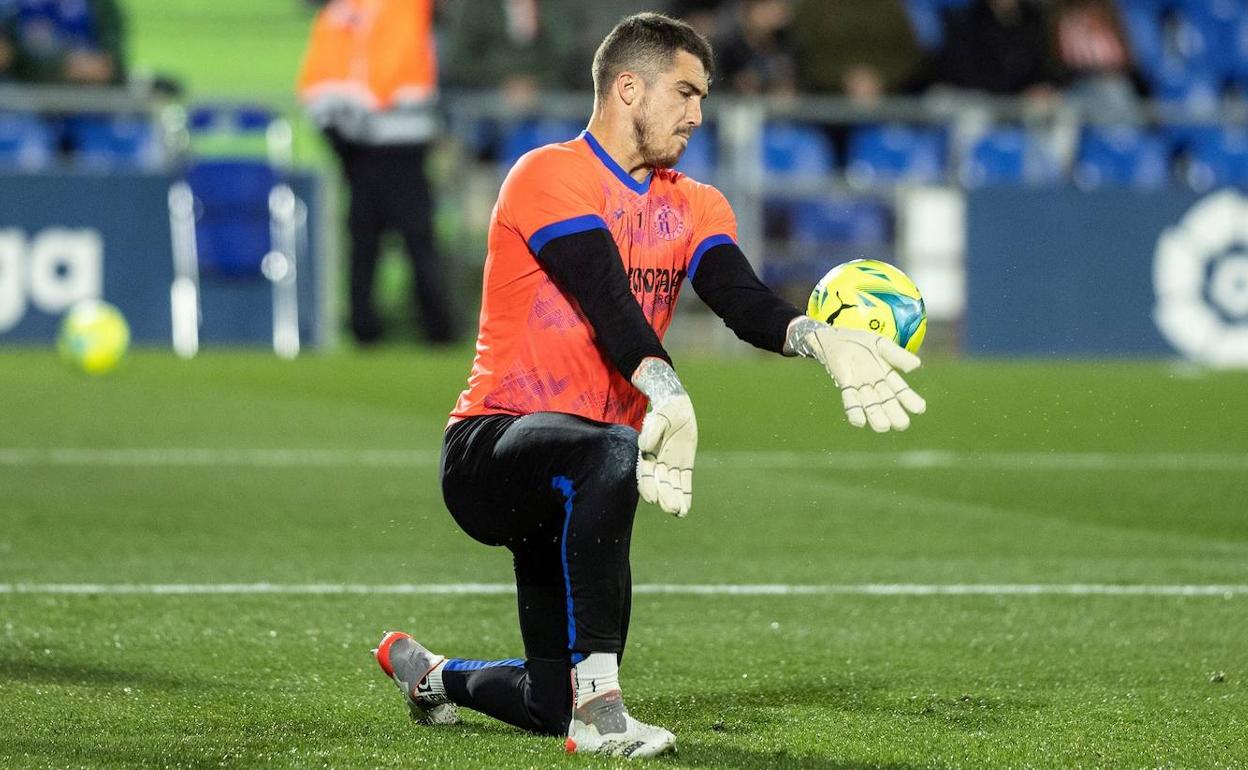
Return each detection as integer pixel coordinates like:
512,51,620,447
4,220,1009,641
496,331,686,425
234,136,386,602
1153,190,1248,368
0,228,103,334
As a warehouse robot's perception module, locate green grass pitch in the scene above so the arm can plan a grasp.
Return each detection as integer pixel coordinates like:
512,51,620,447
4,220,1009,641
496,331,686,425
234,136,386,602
1,348,1246,768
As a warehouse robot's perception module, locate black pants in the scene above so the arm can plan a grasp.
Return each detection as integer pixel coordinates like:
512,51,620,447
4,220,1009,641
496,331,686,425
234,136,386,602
438,412,640,735
326,133,453,344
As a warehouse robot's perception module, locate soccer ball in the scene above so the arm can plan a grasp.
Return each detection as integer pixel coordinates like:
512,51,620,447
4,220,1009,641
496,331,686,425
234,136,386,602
58,299,130,375
807,259,927,353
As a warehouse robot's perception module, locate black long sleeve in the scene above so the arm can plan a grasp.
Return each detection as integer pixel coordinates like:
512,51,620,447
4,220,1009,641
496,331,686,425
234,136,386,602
689,242,802,353
535,228,672,379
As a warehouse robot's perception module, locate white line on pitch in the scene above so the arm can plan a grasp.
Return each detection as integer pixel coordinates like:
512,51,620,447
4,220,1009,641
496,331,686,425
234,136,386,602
1,448,1246,472
0,584,1244,597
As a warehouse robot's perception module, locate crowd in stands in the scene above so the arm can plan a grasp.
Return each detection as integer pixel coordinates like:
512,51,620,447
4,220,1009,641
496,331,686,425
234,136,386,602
437,0,1243,109
6,0,1215,109
0,0,153,171
0,0,125,85
434,0,1247,191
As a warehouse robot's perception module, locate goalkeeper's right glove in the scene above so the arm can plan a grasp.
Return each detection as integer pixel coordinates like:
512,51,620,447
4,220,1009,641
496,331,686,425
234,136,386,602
631,357,696,517
785,316,927,432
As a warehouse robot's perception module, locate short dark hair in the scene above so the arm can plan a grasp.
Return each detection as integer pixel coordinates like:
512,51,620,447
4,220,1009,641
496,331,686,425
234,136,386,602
592,13,714,101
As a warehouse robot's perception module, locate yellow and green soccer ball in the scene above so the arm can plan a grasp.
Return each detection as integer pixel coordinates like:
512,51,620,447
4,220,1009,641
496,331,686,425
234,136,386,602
58,299,130,375
807,259,926,353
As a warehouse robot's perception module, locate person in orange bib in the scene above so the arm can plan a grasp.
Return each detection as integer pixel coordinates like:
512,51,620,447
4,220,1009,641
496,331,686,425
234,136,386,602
373,12,927,759
298,0,454,345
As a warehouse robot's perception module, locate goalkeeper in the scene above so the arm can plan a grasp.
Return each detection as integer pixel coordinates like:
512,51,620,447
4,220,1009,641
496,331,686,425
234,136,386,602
374,12,926,759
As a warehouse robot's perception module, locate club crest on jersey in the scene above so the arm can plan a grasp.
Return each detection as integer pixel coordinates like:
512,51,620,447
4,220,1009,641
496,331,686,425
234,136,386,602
652,204,685,241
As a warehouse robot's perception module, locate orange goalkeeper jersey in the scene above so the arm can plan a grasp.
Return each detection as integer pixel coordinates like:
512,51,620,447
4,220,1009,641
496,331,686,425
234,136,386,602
450,130,738,430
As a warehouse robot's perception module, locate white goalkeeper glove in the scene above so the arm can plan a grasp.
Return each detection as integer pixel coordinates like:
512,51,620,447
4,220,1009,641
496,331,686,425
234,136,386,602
631,357,696,517
785,316,926,432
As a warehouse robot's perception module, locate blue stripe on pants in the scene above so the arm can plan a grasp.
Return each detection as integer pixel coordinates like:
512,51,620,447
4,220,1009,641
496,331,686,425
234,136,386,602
551,475,580,661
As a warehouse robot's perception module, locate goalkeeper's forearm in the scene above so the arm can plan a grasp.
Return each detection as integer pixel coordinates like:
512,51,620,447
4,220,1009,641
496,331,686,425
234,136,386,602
688,241,803,353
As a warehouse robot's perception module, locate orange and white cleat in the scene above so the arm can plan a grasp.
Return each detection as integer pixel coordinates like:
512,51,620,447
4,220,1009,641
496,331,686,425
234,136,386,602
373,631,459,726
565,690,675,758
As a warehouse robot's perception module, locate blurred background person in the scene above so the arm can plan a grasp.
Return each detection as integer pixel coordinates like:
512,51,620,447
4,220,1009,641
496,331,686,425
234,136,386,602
298,0,456,346
715,0,798,96
921,0,1059,103
1051,0,1146,121
441,0,578,109
0,3,14,81
792,0,925,105
3,0,125,85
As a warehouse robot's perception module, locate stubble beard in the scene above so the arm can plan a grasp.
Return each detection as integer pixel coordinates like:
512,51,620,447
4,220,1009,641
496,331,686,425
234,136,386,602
632,100,684,170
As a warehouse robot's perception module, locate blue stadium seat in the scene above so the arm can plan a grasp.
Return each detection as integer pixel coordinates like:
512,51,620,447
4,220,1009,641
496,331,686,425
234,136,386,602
760,196,893,287
761,121,835,178
233,106,277,133
0,112,54,171
1165,2,1238,78
1160,121,1218,156
184,160,280,278
1152,62,1223,111
1233,12,1248,89
1168,0,1237,13
189,104,279,135
66,116,164,170
1073,126,1170,189
1118,2,1166,81
1185,126,1248,189
960,128,1062,187
846,124,945,186
169,156,306,358
458,117,500,159
789,197,891,246
500,119,584,166
903,0,972,50
1119,0,1242,88
962,130,1025,187
187,107,218,134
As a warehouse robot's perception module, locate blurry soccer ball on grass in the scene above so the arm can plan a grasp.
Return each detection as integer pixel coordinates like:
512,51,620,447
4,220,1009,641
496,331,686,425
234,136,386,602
807,259,927,353
58,299,131,375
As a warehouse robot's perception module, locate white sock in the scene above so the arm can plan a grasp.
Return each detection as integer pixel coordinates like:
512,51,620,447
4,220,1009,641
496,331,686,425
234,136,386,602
422,658,448,697
574,652,620,705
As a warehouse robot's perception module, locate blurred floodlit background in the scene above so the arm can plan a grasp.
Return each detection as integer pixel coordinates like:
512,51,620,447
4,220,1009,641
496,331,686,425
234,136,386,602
3,7,1248,767
0,0,1246,361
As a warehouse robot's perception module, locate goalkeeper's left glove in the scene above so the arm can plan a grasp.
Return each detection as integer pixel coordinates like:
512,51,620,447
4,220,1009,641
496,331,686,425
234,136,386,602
785,315,927,432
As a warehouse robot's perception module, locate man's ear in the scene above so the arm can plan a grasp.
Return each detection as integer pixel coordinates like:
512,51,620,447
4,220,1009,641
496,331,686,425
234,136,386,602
616,71,642,107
